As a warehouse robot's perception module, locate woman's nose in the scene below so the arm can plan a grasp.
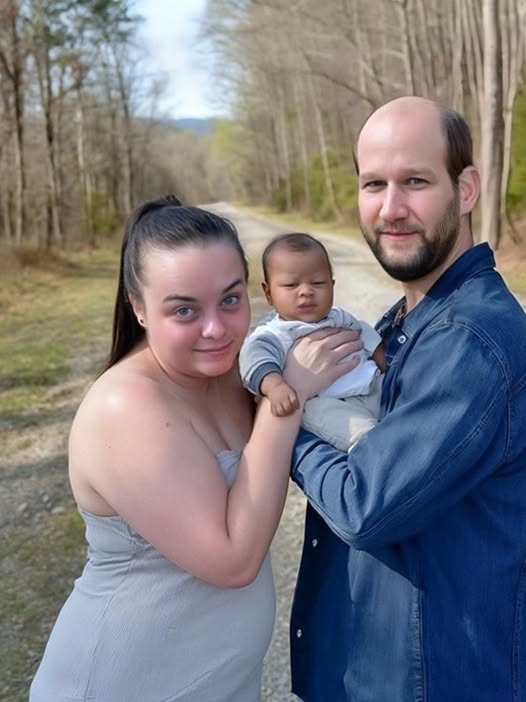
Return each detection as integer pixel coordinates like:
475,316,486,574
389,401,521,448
201,314,225,338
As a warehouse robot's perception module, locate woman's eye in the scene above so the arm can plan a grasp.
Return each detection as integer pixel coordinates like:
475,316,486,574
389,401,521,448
222,294,240,307
174,306,195,319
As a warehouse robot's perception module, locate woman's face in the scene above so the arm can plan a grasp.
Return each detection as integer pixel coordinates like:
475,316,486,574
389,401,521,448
134,241,251,383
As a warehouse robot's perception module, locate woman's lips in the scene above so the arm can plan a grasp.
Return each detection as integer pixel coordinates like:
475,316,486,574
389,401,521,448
196,341,233,354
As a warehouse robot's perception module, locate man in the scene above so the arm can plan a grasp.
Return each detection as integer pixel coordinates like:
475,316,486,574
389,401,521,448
288,96,526,701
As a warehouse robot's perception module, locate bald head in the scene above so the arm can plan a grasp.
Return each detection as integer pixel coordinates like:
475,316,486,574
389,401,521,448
361,96,440,134
355,97,473,185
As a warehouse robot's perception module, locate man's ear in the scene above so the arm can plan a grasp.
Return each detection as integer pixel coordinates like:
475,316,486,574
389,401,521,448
261,281,273,306
458,166,480,216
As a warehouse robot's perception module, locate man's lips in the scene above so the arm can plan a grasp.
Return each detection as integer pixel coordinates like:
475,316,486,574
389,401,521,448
376,226,422,238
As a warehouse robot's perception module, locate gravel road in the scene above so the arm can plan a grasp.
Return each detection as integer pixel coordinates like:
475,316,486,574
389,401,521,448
2,204,401,701
210,204,400,701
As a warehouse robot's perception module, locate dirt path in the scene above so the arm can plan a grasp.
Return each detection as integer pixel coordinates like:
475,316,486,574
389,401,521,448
209,203,399,700
1,205,400,701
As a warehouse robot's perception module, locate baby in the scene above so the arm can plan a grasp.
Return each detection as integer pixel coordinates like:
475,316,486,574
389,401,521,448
239,232,386,451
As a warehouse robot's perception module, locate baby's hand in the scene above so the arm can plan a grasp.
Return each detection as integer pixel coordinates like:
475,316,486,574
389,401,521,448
267,381,300,416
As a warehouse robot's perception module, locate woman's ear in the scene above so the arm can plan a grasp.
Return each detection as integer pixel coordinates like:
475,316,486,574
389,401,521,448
129,295,146,327
458,166,480,216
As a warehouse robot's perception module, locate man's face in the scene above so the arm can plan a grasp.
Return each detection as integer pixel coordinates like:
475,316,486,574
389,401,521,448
357,107,461,282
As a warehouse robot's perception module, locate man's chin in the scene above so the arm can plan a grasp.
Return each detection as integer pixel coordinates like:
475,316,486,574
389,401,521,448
375,251,429,282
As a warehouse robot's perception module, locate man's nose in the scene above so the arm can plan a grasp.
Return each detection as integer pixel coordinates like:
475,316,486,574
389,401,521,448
379,184,409,221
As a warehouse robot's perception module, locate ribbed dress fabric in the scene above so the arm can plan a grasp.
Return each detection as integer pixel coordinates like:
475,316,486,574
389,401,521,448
30,450,276,701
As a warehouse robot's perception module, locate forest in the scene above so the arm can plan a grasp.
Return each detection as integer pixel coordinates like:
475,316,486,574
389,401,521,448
1,0,526,252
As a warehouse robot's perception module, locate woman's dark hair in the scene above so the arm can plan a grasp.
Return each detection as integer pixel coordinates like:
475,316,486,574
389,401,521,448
262,232,333,283
103,195,248,371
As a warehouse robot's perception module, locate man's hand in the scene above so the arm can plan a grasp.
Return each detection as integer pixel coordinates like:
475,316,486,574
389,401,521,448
284,328,364,403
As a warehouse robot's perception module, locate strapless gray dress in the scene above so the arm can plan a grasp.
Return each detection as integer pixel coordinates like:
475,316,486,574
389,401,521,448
30,450,276,701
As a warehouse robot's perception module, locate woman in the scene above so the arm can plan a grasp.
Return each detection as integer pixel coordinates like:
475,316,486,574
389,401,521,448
30,196,358,702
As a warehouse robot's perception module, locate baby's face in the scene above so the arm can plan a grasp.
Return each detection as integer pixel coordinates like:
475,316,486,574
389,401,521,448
263,249,334,323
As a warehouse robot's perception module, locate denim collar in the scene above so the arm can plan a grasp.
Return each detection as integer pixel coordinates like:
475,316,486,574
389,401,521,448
377,243,496,339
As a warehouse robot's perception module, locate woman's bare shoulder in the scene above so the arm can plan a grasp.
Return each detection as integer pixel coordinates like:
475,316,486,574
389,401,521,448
68,355,195,511
71,357,186,439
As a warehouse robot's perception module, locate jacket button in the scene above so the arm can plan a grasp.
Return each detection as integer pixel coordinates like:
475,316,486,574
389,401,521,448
311,538,318,548
296,628,303,638
398,334,407,344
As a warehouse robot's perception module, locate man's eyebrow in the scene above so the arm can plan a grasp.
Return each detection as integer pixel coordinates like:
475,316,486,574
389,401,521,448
359,168,435,183
162,278,244,304
358,172,381,182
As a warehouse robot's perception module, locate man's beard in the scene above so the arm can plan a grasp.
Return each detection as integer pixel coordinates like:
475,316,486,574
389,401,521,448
360,191,460,282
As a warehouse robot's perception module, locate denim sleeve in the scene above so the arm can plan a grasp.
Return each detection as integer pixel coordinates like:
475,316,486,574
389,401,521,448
291,322,510,549
238,330,286,394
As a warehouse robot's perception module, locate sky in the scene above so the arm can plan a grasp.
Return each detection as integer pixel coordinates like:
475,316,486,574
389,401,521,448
134,0,217,120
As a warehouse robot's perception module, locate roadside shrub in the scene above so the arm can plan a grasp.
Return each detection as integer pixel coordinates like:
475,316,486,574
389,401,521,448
507,91,526,212
274,150,358,220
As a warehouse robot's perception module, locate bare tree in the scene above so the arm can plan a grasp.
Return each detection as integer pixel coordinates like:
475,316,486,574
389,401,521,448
0,0,27,244
480,0,504,246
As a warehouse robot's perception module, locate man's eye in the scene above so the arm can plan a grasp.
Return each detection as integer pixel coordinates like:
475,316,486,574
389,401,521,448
363,180,384,190
222,294,240,307
407,177,427,186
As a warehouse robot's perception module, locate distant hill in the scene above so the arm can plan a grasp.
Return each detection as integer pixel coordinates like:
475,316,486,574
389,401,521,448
164,117,216,136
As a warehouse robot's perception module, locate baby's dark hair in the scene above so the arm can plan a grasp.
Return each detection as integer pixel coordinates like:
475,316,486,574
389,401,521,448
262,232,333,283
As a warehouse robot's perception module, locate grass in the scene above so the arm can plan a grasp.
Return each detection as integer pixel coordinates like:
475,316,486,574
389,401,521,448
1,509,86,702
0,249,117,424
506,274,526,296
0,245,119,702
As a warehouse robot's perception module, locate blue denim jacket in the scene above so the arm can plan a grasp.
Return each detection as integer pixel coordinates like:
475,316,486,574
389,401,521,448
290,244,526,702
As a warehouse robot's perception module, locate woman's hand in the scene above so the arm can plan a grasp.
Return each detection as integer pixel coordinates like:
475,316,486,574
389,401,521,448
283,328,363,404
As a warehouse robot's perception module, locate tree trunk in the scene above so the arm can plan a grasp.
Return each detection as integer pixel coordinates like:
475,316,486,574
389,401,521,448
397,0,416,94
293,81,311,213
112,48,133,213
76,84,95,246
480,0,504,247
277,83,292,211
308,75,340,220
0,1,26,245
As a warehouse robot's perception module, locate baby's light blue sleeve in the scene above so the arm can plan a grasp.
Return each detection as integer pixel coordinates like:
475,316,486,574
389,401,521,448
239,328,287,395
335,307,382,355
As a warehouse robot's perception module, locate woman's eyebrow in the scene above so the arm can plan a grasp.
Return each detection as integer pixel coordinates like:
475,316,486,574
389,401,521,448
162,278,244,304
